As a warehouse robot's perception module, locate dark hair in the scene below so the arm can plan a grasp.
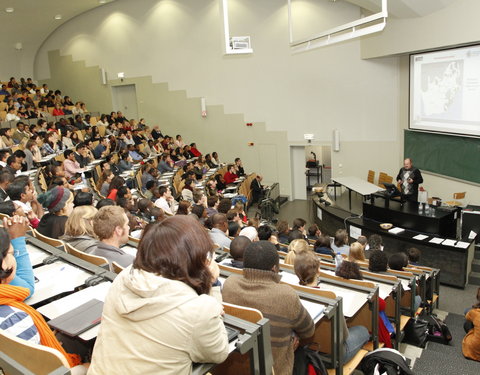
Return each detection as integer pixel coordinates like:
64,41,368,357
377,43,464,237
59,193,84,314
191,204,205,219
368,250,388,273
288,229,304,243
108,176,125,194
96,198,116,209
308,224,320,237
13,150,26,159
133,216,213,295
184,178,194,191
217,198,231,214
314,235,332,250
292,218,306,230
116,186,130,200
146,180,156,190
335,260,363,280
6,178,29,201
207,195,218,208
0,170,14,185
368,234,383,251
230,236,251,261
0,228,13,281
158,186,169,197
6,155,18,167
74,192,93,207
294,251,320,286
388,253,408,271
0,201,16,216
228,221,240,237
137,198,152,213
276,220,289,236
407,247,421,263
257,225,273,241
64,149,74,158
176,201,191,215
244,241,279,271
212,213,227,227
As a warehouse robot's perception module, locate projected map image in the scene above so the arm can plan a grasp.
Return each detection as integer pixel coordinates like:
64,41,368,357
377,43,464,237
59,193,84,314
421,60,463,118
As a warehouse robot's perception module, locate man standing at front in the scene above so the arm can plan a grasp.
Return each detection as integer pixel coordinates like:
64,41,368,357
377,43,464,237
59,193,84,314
396,158,423,202
222,241,314,375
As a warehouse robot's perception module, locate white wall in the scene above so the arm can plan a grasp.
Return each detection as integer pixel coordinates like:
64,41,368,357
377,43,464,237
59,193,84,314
34,0,400,144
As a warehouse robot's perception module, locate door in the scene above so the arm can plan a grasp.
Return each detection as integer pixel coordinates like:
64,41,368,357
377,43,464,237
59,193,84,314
111,84,139,120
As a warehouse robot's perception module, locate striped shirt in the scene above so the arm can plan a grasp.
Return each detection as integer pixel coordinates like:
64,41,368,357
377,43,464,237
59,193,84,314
0,305,40,344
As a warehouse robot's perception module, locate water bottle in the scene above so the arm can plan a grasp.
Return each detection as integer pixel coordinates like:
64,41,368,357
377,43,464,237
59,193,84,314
335,252,343,269
81,172,87,187
425,203,430,215
418,203,423,214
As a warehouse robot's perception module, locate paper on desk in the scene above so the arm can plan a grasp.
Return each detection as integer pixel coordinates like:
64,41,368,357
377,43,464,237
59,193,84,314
388,227,405,234
469,231,477,240
301,299,325,323
455,241,470,249
413,234,428,241
26,244,49,266
349,226,361,240
442,239,457,247
122,245,137,257
281,271,300,285
429,237,444,244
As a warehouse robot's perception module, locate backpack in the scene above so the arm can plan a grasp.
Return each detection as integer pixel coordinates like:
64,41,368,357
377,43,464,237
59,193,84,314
361,348,415,375
293,346,328,375
424,313,452,345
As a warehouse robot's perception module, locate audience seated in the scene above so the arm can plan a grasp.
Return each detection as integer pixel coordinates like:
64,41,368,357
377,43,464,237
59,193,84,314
368,250,388,273
335,260,363,280
37,186,74,239
407,247,421,266
0,170,14,202
293,251,370,362
331,229,350,256
154,186,177,215
223,164,238,185
276,220,290,244
222,240,315,375
463,287,480,362
91,206,134,267
348,242,366,263
209,213,231,249
7,177,44,218
314,235,335,257
88,216,229,374
61,206,100,253
0,223,87,374
176,201,191,215
284,239,310,265
227,236,251,269
366,234,383,259
307,224,321,241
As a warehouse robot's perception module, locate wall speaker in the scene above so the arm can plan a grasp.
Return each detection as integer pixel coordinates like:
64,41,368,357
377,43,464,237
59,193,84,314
100,68,108,85
332,129,340,152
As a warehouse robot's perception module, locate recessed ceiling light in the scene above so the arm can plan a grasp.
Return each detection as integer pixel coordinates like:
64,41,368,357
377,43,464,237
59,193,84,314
54,14,62,20
99,0,107,3
5,8,14,13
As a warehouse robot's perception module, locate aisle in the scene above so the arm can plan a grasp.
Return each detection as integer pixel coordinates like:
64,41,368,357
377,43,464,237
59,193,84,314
412,312,480,374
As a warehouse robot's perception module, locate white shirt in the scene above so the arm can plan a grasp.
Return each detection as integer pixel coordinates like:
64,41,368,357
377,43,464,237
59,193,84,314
154,197,176,215
5,113,20,122
14,200,32,213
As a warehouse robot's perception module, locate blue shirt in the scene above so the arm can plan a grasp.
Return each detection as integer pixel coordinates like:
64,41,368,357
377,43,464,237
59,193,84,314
10,237,35,298
93,144,107,159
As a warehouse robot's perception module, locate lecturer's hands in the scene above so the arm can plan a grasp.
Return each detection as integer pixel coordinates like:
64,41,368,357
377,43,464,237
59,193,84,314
407,178,413,184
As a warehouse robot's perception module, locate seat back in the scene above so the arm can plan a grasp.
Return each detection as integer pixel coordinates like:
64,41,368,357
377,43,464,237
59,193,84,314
32,228,64,248
0,329,71,375
367,170,375,184
222,302,263,324
64,243,109,269
111,261,125,274
378,172,393,188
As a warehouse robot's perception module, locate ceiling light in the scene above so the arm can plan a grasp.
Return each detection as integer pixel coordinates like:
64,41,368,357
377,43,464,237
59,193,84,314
54,14,62,20
99,0,107,3
5,8,14,13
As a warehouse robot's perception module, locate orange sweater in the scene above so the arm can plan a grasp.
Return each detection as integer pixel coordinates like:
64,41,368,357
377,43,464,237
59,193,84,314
463,308,480,361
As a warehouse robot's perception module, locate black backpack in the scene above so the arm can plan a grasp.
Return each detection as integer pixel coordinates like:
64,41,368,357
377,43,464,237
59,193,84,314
293,346,328,375
361,348,415,375
424,313,452,345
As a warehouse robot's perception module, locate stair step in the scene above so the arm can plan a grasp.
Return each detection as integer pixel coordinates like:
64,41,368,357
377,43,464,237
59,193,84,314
475,250,480,260
473,259,480,272
468,271,480,285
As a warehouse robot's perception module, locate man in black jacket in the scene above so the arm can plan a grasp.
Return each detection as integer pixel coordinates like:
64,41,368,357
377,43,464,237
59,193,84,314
396,158,423,202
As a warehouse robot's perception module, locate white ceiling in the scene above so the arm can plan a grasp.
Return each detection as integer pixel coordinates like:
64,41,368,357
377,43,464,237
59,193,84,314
0,0,114,52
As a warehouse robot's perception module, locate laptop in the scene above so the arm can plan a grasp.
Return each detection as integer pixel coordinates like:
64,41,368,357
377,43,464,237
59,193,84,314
47,299,104,337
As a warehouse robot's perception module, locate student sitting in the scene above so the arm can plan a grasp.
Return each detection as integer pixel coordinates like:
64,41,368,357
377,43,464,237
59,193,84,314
463,288,480,362
36,186,74,239
227,236,251,269
307,224,321,241
294,251,370,362
284,239,310,265
0,223,87,374
331,229,350,256
336,260,363,280
61,206,100,253
91,206,134,267
88,216,229,374
388,252,422,311
222,241,315,375
348,242,366,263
407,247,421,266
314,235,335,258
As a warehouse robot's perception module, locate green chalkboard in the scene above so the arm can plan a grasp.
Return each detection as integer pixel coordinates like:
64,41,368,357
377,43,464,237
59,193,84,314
404,129,480,184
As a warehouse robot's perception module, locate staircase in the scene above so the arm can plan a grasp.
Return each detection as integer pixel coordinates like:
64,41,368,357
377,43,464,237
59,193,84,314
468,245,480,285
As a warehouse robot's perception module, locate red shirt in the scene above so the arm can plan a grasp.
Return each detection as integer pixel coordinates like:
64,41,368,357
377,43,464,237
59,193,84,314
224,171,238,184
190,147,201,157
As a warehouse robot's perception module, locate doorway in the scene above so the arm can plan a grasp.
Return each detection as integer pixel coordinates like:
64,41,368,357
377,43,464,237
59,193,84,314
111,84,139,120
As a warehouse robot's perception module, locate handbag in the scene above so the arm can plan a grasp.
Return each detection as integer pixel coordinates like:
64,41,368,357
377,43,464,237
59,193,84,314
403,317,429,348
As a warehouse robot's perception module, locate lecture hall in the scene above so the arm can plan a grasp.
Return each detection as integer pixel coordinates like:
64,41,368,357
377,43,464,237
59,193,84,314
1,0,480,374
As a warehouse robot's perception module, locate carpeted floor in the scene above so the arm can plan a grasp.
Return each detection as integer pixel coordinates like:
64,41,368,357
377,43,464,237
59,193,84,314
412,312,480,374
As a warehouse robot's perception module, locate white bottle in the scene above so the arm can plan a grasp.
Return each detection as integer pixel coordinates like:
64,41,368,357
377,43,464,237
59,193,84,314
81,172,87,186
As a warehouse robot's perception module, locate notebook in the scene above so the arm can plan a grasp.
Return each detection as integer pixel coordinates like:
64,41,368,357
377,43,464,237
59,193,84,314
47,299,104,337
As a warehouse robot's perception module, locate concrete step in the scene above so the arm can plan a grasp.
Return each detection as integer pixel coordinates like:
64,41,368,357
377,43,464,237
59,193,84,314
468,271,480,285
475,250,480,260
472,259,480,273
